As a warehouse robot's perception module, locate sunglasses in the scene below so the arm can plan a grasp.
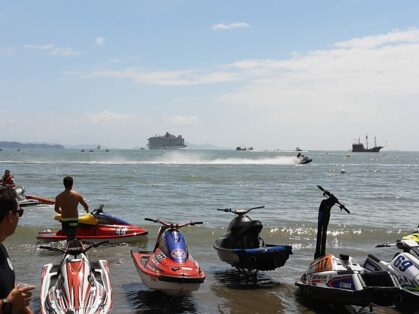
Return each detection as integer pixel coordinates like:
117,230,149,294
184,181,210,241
10,208,24,217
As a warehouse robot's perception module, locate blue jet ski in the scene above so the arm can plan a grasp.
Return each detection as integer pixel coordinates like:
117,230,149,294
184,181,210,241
213,206,292,273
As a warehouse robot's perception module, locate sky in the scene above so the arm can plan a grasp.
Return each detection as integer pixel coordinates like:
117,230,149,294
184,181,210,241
1,1,419,150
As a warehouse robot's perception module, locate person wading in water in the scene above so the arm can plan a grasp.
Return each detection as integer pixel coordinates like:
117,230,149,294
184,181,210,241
55,176,89,241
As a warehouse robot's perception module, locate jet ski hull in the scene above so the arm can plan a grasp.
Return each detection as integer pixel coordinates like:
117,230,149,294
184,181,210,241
299,157,312,164
131,249,205,295
37,224,148,243
213,244,292,271
295,282,399,307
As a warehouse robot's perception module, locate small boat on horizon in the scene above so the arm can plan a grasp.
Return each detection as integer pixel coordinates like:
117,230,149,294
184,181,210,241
236,146,253,151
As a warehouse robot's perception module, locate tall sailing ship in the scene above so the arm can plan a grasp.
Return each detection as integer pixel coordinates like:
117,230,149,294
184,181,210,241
352,135,383,152
147,132,187,150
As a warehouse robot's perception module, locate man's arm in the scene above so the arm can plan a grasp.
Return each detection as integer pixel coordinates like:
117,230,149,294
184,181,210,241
79,194,89,213
54,197,61,214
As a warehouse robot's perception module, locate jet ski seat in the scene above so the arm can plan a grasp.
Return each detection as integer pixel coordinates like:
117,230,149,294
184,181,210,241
54,213,98,225
230,220,263,249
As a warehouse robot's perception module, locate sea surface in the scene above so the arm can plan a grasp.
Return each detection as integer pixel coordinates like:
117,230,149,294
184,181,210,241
1,148,418,313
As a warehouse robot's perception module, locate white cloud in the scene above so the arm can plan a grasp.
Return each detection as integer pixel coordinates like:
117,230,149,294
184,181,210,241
24,44,80,56
87,110,137,124
334,27,419,49
212,22,250,30
96,36,106,46
84,68,239,86
164,115,198,126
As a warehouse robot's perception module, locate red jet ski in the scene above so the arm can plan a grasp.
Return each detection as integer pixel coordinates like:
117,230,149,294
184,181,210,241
131,218,205,295
39,240,112,314
37,205,148,243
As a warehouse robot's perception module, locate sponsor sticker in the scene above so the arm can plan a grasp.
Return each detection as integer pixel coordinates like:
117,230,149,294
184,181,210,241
171,248,186,259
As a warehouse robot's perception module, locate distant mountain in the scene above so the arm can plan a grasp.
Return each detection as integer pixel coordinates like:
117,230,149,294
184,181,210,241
0,141,65,149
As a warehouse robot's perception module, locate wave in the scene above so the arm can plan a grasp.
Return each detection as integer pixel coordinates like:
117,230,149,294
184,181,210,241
0,154,299,166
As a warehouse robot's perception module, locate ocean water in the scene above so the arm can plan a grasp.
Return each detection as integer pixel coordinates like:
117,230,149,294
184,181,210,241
1,149,418,313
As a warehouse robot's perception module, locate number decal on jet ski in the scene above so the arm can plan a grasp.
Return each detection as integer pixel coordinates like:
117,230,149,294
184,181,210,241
115,228,127,235
311,255,333,272
393,255,413,272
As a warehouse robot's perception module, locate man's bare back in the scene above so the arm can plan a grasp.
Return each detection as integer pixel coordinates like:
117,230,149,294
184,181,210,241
55,190,89,219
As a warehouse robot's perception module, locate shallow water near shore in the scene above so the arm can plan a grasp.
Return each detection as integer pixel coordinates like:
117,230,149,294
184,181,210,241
1,149,418,313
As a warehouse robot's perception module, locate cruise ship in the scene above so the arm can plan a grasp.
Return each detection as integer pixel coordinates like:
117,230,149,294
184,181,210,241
147,132,187,149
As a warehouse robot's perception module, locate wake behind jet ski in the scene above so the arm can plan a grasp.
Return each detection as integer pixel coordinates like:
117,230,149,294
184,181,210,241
39,240,112,314
364,239,419,309
214,206,292,274
296,186,400,309
37,205,148,243
131,218,205,295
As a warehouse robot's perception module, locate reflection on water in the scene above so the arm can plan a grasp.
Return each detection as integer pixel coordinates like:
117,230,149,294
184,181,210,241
124,283,197,314
212,269,284,313
213,269,281,290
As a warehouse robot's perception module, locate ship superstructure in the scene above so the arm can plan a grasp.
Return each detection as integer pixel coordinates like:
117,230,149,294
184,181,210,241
147,132,187,149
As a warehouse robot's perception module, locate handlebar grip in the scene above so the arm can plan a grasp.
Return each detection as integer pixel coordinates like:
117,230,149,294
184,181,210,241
191,221,203,225
39,245,53,250
38,246,64,253
217,208,231,212
145,218,157,222
249,206,265,210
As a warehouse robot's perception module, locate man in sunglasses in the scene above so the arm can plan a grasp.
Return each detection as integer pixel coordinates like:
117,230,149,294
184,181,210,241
0,188,34,314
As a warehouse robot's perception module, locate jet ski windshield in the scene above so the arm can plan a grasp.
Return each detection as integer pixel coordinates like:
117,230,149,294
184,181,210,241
161,229,188,263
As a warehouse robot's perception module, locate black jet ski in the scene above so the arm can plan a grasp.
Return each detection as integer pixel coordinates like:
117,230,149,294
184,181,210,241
213,206,292,273
296,153,312,164
295,186,400,310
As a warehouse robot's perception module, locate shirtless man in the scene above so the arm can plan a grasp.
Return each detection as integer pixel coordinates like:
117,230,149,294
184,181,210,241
55,176,89,241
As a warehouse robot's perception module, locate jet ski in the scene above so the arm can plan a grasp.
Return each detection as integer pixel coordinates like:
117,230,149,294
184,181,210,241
295,186,400,309
402,226,419,242
37,205,148,243
14,185,55,207
296,153,312,164
213,206,292,273
39,240,112,314
131,218,205,295
364,239,419,309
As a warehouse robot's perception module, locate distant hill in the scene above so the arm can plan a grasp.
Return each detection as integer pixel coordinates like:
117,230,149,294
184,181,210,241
0,141,65,149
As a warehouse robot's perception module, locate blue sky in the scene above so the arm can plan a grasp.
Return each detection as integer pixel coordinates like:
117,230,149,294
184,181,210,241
1,1,419,150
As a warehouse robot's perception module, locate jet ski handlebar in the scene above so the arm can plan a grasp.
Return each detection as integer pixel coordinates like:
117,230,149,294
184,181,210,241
317,185,350,214
217,206,264,215
38,240,109,254
145,218,203,229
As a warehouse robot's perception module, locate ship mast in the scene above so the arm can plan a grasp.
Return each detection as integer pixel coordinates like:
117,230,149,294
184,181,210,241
365,134,369,150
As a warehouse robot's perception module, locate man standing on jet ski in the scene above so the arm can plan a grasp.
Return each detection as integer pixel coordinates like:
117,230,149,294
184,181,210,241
55,176,89,241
